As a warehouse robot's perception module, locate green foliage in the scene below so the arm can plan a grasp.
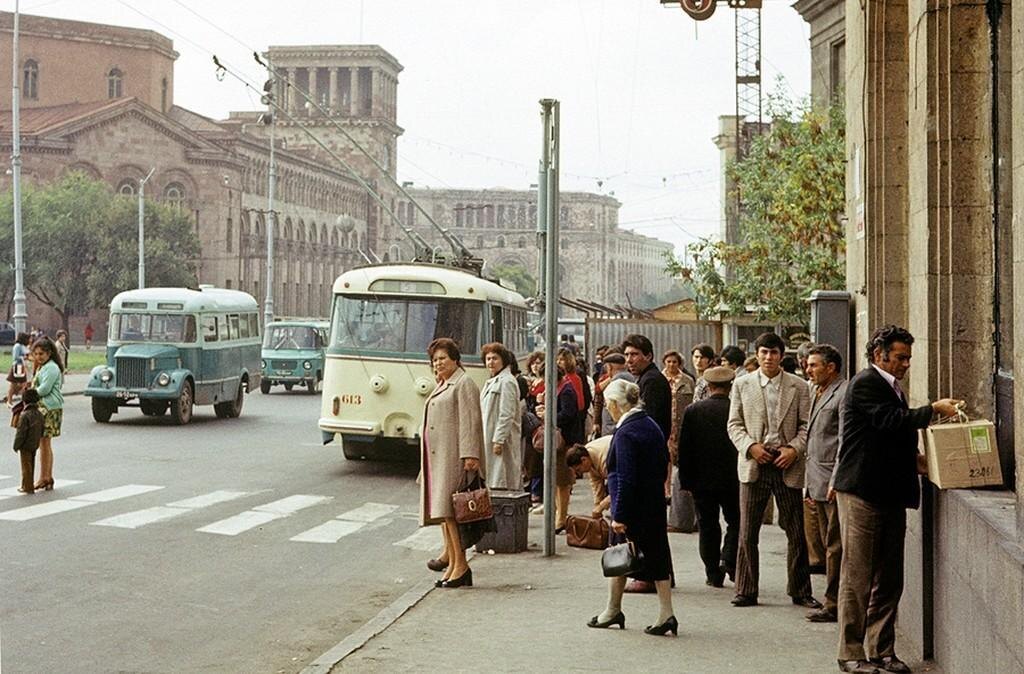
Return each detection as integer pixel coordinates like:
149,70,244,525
665,92,846,324
0,172,200,329
490,262,537,298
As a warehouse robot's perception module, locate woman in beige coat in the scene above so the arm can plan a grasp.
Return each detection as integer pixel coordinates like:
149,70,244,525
420,337,484,588
480,343,522,490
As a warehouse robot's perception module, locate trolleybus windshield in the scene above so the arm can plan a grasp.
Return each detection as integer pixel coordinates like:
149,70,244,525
332,296,482,355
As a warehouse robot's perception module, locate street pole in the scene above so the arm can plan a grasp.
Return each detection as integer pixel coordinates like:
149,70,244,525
264,80,276,328
10,0,27,334
137,167,155,289
540,99,560,557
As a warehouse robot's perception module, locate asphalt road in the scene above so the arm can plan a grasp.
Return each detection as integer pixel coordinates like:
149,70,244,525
0,390,431,674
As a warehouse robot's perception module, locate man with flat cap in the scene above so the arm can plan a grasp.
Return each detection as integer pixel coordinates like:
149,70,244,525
676,365,741,587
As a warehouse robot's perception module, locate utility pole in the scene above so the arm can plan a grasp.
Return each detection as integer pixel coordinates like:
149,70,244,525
10,0,26,333
263,60,277,328
539,98,560,557
137,167,155,289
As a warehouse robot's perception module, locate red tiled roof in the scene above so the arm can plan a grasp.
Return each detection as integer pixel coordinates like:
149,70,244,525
0,99,129,136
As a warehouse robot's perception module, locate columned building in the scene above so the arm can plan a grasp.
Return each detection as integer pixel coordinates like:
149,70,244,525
793,1,1022,670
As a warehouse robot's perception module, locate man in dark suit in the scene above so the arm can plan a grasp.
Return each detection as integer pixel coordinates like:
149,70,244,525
832,325,961,674
677,366,739,587
621,333,672,593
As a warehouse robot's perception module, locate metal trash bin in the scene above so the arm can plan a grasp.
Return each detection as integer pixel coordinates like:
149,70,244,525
476,490,530,553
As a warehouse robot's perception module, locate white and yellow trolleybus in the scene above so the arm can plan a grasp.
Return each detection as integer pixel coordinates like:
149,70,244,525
319,263,528,460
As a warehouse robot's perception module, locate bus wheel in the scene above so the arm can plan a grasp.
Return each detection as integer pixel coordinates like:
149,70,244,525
215,381,245,419
171,381,194,425
260,379,271,394
284,383,294,392
306,376,320,394
91,398,116,423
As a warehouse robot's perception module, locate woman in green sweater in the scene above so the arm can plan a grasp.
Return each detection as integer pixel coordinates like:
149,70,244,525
29,337,63,491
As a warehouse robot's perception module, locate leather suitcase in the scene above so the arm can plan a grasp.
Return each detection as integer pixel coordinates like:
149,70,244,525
565,514,610,550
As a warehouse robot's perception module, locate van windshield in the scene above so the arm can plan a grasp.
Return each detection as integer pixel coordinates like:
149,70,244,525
264,325,320,350
112,313,197,343
332,296,482,355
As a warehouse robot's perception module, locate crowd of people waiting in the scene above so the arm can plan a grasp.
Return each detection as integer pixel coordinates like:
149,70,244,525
418,325,963,674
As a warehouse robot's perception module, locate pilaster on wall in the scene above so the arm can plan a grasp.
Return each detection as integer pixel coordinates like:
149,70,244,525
1011,0,1024,538
906,0,995,416
846,0,910,370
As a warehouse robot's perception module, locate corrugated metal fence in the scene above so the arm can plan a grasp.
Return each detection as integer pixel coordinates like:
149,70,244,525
585,319,722,362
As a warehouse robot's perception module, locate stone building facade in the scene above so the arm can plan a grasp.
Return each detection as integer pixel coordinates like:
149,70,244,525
398,187,675,309
794,1,1023,670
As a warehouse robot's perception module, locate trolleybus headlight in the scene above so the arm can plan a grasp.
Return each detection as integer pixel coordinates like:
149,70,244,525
261,359,267,369
303,360,312,370
157,372,171,387
99,369,113,383
414,377,433,396
369,374,389,393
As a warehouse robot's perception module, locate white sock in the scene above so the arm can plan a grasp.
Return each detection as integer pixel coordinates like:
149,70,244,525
655,580,674,624
598,577,627,622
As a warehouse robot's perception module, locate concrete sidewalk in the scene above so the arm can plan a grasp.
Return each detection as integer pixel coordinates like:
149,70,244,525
322,490,942,673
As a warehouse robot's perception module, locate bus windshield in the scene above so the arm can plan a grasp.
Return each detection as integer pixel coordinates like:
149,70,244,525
112,313,197,343
264,325,320,350
332,296,483,355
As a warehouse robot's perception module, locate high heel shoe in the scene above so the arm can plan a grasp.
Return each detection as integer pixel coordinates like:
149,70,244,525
587,611,626,629
644,615,678,636
441,568,473,588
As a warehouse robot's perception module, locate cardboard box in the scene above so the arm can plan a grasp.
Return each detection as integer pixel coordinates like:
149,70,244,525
923,419,1002,489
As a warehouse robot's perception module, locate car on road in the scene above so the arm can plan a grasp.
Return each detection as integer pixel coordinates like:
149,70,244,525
260,320,328,394
84,286,262,424
0,321,15,346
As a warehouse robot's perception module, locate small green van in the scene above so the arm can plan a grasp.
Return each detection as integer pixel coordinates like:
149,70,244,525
260,321,328,394
84,286,262,424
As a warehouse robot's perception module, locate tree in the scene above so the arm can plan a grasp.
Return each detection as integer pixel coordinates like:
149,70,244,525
665,92,846,324
0,172,200,331
489,262,537,298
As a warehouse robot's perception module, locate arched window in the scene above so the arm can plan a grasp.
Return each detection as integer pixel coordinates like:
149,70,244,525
496,235,506,248
163,182,185,211
22,60,38,100
107,68,123,99
117,179,136,197
517,237,526,249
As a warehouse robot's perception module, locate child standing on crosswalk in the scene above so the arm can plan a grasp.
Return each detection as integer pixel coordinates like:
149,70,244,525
13,388,44,494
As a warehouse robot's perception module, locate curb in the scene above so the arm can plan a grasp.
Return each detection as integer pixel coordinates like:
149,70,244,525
300,578,436,673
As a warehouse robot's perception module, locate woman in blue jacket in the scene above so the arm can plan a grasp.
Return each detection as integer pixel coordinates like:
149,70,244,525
588,378,677,636
29,337,63,491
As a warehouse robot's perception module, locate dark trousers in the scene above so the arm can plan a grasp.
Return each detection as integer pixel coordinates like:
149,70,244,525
19,448,36,492
735,465,812,599
814,499,842,614
692,483,740,578
836,492,906,661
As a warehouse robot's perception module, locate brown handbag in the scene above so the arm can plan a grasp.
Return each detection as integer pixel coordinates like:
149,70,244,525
451,470,493,524
565,514,610,550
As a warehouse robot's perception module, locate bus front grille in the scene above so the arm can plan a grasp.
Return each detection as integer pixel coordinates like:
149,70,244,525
116,358,147,389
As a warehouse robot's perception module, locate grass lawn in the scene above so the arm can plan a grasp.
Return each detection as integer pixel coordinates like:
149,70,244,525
0,349,107,375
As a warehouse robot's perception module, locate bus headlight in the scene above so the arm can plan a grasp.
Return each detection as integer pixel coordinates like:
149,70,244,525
303,360,312,370
261,359,267,369
369,374,389,393
99,369,113,383
157,372,171,387
414,377,434,396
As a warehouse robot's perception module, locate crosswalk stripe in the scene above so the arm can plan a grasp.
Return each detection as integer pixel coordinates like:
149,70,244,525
197,494,331,536
0,484,162,522
0,479,85,499
0,474,11,480
337,502,400,522
393,526,443,552
290,520,366,543
92,490,250,530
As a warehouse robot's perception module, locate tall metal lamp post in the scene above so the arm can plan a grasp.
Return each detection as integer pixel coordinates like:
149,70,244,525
137,167,155,289
10,0,27,333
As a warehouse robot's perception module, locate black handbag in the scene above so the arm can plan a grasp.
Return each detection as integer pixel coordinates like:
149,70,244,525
601,540,644,577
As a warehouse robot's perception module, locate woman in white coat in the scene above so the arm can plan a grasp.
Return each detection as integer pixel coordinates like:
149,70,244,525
480,343,523,490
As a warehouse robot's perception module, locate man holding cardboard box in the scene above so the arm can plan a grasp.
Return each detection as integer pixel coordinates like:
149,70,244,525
831,325,961,674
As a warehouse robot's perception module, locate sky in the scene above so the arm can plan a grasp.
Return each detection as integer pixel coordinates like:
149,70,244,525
5,0,811,253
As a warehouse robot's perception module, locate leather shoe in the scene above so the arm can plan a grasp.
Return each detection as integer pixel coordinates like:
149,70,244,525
838,660,879,674
731,594,757,607
623,580,655,594
792,595,823,609
705,570,725,588
869,656,911,673
806,608,837,622
426,558,448,572
720,563,735,582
